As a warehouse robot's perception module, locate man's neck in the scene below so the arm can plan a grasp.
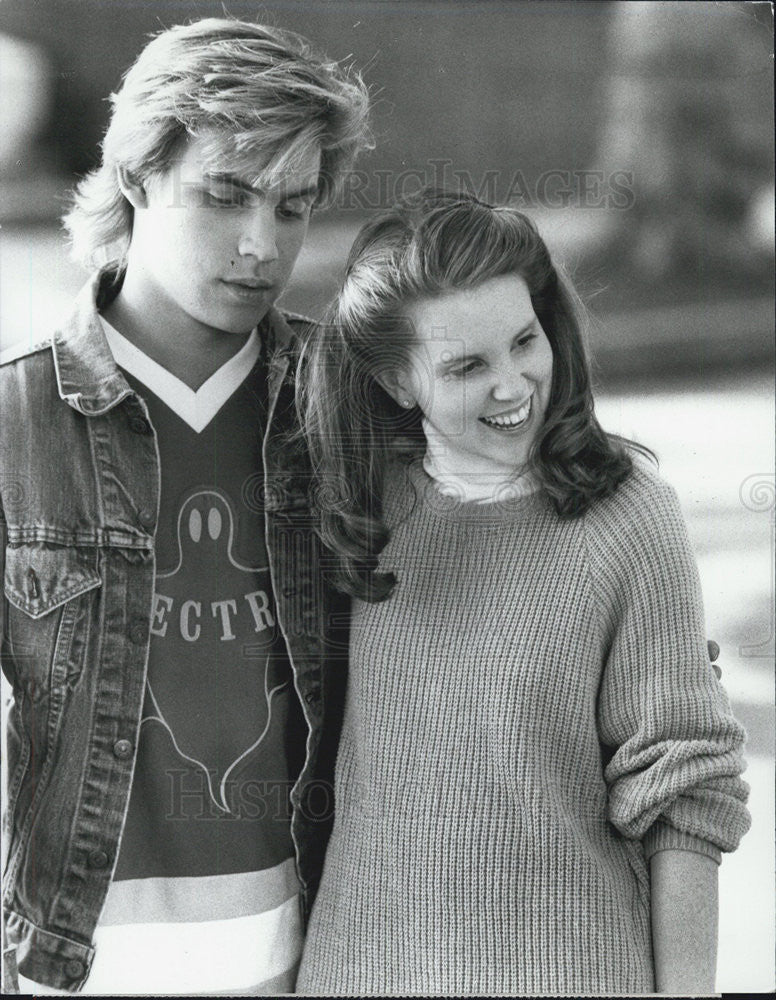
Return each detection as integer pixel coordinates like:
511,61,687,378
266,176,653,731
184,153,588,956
102,269,258,391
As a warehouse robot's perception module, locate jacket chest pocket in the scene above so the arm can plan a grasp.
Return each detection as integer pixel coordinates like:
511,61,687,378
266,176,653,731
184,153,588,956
3,544,102,698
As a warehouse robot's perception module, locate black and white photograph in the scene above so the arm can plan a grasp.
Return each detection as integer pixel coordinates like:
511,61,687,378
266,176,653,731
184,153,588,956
0,1,773,995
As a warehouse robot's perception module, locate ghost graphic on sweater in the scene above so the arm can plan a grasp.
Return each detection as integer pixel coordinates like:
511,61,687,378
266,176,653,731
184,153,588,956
142,489,289,815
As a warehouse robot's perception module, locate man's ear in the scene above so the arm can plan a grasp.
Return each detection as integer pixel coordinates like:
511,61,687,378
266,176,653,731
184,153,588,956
116,165,149,209
374,369,416,410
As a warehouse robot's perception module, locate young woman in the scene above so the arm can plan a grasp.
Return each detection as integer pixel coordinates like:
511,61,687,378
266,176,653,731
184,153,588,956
295,191,750,996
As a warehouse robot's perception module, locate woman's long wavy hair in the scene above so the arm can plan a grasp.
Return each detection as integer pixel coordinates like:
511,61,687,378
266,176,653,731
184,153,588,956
299,189,651,601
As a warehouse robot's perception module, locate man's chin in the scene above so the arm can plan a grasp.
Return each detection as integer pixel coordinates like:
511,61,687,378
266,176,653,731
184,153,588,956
209,302,274,335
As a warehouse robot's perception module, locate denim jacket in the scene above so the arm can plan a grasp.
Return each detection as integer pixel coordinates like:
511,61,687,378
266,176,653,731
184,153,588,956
0,274,349,991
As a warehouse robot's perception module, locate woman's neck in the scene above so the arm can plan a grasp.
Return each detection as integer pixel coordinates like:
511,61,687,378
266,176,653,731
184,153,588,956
422,419,538,504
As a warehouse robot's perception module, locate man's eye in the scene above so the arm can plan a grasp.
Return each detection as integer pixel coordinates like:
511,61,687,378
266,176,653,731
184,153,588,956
277,202,309,220
203,189,242,208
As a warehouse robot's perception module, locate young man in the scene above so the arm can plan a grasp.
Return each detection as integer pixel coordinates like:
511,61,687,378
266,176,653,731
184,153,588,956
0,18,369,994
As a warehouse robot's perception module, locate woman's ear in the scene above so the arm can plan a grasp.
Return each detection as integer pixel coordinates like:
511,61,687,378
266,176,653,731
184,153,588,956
116,165,149,210
375,369,416,409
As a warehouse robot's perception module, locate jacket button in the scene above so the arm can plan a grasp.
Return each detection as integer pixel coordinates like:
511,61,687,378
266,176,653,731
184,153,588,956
304,689,321,706
128,619,148,645
128,415,151,435
138,508,156,529
88,849,109,869
65,959,85,979
113,739,133,760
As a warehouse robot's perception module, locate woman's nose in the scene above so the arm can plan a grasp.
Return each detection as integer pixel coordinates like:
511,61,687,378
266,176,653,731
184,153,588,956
237,208,278,262
490,361,529,401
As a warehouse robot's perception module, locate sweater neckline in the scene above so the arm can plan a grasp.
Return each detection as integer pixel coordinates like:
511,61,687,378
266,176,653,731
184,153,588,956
403,457,548,524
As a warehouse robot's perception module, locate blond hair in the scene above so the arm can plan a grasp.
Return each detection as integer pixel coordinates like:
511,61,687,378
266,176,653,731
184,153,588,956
64,18,371,269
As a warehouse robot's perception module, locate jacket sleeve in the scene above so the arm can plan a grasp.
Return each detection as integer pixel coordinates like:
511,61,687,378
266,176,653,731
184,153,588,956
590,470,751,863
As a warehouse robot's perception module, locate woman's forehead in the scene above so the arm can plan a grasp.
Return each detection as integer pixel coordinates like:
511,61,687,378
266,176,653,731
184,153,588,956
406,275,535,347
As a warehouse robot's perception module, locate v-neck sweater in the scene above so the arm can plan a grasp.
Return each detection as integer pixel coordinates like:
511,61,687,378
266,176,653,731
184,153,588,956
297,460,750,996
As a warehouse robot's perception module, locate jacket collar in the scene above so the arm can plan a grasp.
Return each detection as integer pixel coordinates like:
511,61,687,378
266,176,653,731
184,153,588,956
265,305,295,355
52,274,134,416
264,305,294,403
51,273,294,416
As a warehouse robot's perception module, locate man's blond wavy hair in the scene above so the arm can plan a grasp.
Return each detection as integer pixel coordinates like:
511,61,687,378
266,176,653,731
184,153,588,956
63,17,371,270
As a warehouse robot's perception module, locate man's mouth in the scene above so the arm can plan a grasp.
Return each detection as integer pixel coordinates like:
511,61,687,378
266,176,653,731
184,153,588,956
479,396,532,431
221,278,276,301
223,278,275,290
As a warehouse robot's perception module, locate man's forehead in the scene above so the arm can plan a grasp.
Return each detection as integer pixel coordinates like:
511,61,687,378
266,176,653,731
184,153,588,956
171,133,321,192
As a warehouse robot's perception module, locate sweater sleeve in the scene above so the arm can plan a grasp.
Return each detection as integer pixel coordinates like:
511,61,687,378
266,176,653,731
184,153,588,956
588,467,751,862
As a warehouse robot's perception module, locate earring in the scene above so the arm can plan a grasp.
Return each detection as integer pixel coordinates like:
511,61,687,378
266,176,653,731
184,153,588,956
401,399,413,408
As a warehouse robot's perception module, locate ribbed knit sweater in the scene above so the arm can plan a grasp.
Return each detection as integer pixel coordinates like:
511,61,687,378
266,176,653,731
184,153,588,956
297,460,750,997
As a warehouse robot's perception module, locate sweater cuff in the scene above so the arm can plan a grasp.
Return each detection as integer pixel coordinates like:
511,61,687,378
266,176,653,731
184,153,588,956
642,821,722,865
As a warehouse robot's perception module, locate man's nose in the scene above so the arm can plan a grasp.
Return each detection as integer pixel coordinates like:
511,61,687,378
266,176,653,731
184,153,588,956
237,208,278,262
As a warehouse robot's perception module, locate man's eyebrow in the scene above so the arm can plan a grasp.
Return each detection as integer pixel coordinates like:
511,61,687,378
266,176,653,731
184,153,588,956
203,173,319,200
278,181,320,201
435,318,537,372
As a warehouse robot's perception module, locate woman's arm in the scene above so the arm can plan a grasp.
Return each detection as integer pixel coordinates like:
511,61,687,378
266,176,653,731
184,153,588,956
650,848,719,994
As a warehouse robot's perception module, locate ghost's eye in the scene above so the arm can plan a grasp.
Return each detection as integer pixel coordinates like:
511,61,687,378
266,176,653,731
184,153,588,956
208,507,222,540
189,508,202,543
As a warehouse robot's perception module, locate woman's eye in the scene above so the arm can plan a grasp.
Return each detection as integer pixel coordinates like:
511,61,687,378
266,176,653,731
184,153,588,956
448,360,481,379
514,332,537,349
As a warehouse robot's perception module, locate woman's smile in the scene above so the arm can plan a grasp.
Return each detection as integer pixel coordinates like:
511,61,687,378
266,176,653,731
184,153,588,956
480,395,533,431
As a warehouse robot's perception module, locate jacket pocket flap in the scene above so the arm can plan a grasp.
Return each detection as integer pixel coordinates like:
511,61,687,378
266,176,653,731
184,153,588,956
4,545,101,619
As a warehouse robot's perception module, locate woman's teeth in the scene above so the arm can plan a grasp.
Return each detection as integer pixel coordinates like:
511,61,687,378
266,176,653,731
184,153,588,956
481,397,532,430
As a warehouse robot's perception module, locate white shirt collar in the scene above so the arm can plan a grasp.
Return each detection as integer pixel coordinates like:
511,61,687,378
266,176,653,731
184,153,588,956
422,417,539,504
100,317,261,433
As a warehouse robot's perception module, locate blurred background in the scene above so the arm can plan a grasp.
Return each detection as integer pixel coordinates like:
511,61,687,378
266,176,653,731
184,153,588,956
0,0,773,991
